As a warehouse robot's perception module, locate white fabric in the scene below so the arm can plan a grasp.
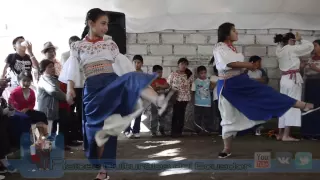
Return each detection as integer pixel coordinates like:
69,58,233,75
247,70,262,79
213,43,265,139
276,40,314,72
219,90,264,139
60,51,70,66
278,78,302,128
210,75,219,101
95,98,146,147
213,43,245,71
58,35,135,88
276,40,312,128
47,120,53,136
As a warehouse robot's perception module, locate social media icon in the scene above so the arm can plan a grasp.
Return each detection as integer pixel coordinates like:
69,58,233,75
275,152,292,168
254,152,271,168
295,152,312,169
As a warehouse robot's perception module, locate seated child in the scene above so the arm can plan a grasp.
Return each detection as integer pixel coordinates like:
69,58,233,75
150,65,170,136
8,71,48,125
247,55,269,135
192,66,215,134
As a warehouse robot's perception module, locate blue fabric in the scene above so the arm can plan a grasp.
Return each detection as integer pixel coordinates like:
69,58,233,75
8,111,31,147
82,72,156,165
217,74,296,121
194,78,211,107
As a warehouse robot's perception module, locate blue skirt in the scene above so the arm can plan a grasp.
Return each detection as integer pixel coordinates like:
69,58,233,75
82,72,156,165
217,74,296,121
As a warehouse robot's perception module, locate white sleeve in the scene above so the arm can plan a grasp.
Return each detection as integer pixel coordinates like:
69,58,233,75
213,44,244,70
106,39,135,76
291,40,314,57
191,82,196,91
58,42,82,88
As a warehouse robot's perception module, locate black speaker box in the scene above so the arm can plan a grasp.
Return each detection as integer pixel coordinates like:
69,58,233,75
105,11,126,54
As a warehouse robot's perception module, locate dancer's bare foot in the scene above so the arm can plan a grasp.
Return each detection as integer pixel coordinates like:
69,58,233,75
94,171,109,180
282,136,300,141
303,103,314,111
302,103,320,116
218,149,232,158
276,134,283,141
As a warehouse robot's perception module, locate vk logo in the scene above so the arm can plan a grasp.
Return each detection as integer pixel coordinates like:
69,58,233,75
275,152,292,168
295,152,312,169
278,157,290,164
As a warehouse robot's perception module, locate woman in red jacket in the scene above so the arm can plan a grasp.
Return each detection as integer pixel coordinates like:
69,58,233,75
8,71,47,125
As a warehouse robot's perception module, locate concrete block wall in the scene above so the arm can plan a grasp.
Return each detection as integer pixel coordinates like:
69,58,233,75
126,29,320,91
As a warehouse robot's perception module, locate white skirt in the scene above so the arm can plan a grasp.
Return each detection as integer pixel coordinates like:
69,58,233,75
219,92,265,139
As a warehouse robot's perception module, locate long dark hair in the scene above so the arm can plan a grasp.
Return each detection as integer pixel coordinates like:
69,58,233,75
177,58,192,79
81,8,108,40
274,32,295,46
210,22,235,64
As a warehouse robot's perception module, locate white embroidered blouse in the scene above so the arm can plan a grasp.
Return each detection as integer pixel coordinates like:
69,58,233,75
212,42,244,72
58,35,135,88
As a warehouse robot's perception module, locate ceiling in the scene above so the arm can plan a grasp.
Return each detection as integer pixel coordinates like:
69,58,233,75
1,0,320,33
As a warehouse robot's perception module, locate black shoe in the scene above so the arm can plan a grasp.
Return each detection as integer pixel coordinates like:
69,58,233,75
151,132,157,137
218,152,232,158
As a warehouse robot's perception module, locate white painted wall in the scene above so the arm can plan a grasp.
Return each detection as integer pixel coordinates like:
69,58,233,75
126,29,320,91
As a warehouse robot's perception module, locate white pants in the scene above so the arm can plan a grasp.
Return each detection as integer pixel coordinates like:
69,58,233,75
278,75,302,128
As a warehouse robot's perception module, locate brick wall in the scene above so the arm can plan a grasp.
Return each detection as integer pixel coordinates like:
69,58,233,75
126,29,320,91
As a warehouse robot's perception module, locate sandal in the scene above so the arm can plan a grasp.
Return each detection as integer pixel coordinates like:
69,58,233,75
94,171,110,180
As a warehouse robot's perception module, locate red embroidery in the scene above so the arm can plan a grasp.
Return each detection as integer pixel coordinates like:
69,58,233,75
85,36,103,43
312,55,320,61
225,43,237,52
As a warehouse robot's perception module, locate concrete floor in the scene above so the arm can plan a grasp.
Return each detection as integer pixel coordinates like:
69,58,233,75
4,133,320,180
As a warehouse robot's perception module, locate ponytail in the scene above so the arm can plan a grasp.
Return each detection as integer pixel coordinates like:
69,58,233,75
209,56,215,65
81,25,89,40
185,68,193,79
274,34,283,44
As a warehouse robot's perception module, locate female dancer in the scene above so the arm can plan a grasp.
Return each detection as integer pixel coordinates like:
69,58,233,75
213,22,315,158
59,8,172,180
274,32,314,141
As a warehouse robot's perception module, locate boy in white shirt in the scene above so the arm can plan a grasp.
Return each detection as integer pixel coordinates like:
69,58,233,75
247,55,269,135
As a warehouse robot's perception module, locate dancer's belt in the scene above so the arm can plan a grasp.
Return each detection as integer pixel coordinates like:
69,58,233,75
218,71,242,80
281,69,300,79
83,60,114,79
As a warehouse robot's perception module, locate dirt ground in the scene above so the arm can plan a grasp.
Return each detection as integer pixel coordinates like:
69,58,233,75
4,133,320,180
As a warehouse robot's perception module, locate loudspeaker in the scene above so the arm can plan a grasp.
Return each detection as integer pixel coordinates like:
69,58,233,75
105,11,126,54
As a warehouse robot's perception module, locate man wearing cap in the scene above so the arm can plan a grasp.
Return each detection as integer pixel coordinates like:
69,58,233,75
41,42,62,77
